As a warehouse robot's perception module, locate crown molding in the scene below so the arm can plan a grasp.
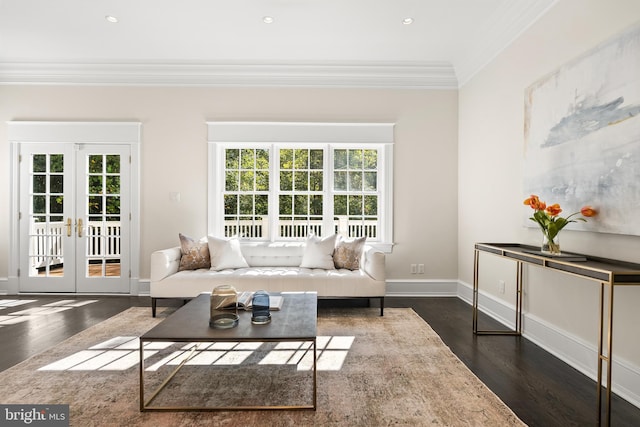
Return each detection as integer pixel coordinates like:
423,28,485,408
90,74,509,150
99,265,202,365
455,0,557,86
0,61,458,89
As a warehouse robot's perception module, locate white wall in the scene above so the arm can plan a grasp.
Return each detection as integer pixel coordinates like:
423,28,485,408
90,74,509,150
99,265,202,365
0,86,458,283
459,0,640,405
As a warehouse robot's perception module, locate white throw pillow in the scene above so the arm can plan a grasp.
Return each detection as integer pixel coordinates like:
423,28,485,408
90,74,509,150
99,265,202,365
207,235,249,271
300,234,337,270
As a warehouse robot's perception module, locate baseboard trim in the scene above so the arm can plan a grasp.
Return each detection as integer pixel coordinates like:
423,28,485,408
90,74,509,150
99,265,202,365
385,279,458,297
0,278,150,296
457,280,640,409
137,279,150,295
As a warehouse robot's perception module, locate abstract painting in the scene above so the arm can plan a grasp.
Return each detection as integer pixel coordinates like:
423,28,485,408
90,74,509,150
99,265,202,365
524,23,640,236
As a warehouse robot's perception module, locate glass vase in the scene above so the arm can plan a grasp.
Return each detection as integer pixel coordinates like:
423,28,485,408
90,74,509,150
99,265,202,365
541,234,561,255
209,284,239,329
251,290,271,325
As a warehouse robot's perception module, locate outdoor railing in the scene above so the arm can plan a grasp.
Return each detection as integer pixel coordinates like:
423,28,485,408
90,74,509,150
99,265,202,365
86,221,121,257
30,222,65,268
224,216,377,239
31,216,374,269
30,221,121,268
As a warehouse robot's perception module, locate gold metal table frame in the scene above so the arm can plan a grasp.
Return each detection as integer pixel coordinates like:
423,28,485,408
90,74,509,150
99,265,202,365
139,292,318,412
139,337,317,411
472,243,640,427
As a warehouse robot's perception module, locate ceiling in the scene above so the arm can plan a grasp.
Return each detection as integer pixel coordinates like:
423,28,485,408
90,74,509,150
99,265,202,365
0,0,557,88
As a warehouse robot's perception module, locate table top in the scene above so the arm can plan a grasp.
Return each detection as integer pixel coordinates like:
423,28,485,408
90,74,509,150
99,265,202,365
475,243,640,284
141,292,318,342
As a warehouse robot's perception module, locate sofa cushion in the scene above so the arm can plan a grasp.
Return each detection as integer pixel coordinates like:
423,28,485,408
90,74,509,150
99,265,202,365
333,236,366,270
207,235,249,271
299,234,337,270
241,242,304,267
178,233,211,271
152,266,385,299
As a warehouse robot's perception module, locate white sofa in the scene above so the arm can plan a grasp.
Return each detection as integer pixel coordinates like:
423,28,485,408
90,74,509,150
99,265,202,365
150,241,386,317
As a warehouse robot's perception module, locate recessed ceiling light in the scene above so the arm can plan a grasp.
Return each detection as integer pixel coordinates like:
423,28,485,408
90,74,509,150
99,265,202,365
105,15,119,23
263,16,274,24
402,17,414,25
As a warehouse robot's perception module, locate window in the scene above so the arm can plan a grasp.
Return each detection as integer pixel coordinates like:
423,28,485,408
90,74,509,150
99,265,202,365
333,148,379,239
223,148,270,238
209,122,393,251
278,148,325,237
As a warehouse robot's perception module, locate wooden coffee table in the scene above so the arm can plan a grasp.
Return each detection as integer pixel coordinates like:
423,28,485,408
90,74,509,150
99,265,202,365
139,291,318,411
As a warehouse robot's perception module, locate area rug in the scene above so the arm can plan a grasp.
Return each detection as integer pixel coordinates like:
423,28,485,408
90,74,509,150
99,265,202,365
0,307,526,426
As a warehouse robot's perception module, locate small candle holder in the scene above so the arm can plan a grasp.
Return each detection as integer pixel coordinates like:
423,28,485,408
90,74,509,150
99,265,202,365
251,290,271,325
209,284,239,329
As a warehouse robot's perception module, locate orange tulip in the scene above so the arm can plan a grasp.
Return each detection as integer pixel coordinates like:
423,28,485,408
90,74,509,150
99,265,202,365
581,206,597,217
546,204,562,216
523,195,546,210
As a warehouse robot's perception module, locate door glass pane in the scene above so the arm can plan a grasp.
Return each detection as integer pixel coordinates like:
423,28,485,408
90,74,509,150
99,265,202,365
89,196,103,214
50,196,63,213
106,176,120,194
89,155,102,173
89,176,102,193
32,195,46,213
85,154,121,278
29,154,65,277
106,155,120,173
50,155,64,173
33,175,46,193
33,155,46,172
50,174,63,193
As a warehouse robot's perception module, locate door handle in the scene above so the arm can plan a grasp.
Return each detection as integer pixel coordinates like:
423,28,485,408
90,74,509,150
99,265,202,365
66,218,72,237
77,218,83,238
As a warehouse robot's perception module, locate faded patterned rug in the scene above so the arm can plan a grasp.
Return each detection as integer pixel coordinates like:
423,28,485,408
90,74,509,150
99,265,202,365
0,307,526,426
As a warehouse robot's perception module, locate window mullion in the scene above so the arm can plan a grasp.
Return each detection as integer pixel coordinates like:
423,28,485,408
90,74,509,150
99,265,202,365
270,144,279,241
324,145,334,236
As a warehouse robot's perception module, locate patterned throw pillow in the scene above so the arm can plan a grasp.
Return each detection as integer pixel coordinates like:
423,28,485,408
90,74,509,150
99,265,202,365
178,233,211,271
333,236,366,270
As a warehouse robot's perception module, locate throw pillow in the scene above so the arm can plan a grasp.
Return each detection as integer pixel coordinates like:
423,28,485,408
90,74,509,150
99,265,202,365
177,233,211,271
300,234,338,270
207,235,249,270
333,236,366,270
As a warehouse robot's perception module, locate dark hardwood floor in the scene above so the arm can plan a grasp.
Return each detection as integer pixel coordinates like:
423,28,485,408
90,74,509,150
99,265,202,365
1,295,639,426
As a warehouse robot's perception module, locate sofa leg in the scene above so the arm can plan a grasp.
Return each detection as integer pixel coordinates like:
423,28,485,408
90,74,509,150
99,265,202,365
380,297,384,316
151,298,157,318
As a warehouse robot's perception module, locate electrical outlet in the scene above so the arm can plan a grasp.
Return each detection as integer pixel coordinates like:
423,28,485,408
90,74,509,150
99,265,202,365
410,264,417,274
418,264,425,274
499,280,505,294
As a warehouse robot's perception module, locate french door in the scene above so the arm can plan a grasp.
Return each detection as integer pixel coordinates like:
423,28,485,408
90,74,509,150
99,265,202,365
19,143,131,293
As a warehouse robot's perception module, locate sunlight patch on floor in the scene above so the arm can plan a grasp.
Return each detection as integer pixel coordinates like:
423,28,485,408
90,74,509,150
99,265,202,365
0,299,98,326
0,300,38,309
37,335,355,372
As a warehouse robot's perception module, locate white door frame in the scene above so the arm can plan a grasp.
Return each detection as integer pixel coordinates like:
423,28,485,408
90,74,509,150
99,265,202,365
7,121,141,295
